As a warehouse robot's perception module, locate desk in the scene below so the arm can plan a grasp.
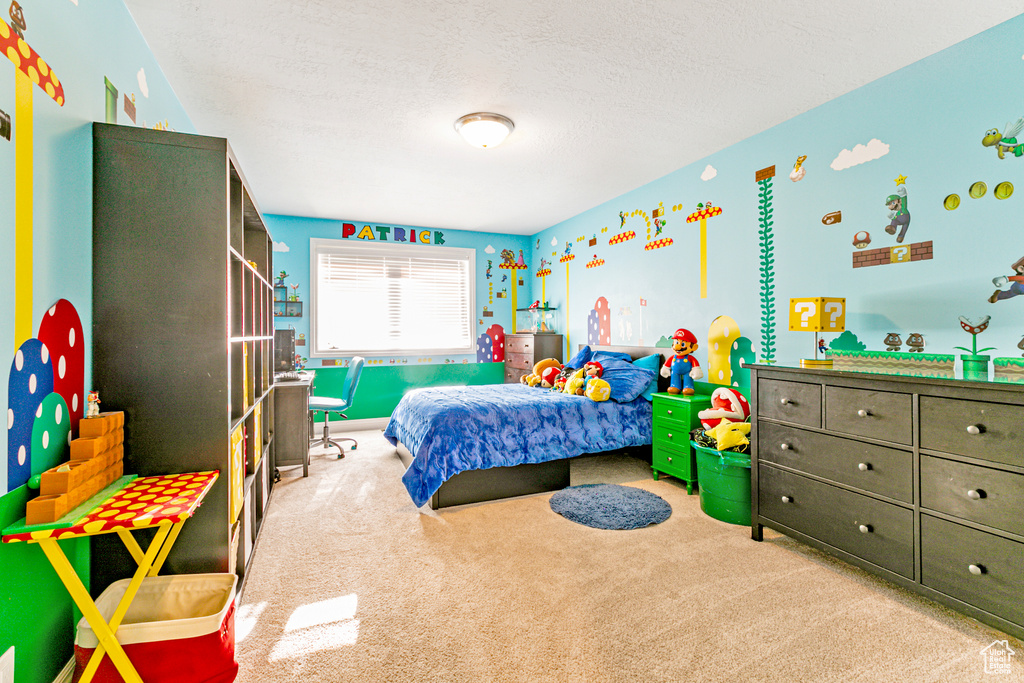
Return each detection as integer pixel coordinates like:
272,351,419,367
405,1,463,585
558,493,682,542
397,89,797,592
2,471,218,683
273,372,314,477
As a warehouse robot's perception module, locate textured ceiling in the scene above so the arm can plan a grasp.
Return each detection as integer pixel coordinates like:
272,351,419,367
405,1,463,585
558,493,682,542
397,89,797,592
124,1,1022,235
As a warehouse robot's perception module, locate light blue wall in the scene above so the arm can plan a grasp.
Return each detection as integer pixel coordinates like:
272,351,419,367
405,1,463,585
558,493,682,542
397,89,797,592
268,214,533,367
532,15,1024,372
1,3,194,680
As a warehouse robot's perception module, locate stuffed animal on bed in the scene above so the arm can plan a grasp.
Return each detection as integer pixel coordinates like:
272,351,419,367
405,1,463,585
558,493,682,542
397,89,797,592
521,358,562,387
563,368,586,395
551,366,575,392
539,364,562,388
576,361,603,396
584,377,611,402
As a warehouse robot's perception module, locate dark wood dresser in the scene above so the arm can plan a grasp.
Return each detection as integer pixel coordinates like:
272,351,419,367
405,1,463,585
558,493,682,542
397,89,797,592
504,333,564,383
750,363,1024,639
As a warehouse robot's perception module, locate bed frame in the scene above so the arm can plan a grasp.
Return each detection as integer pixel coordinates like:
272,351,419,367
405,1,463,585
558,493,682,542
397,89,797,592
396,344,668,509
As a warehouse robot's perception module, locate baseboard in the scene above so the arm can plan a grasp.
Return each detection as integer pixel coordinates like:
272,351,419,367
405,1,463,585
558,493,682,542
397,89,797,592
325,416,389,432
54,657,74,683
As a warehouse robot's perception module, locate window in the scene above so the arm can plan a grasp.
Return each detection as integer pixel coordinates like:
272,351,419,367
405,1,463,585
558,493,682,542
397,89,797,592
310,238,475,357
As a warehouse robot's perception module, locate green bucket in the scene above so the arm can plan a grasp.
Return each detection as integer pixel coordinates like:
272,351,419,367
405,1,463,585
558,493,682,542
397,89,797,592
692,442,751,525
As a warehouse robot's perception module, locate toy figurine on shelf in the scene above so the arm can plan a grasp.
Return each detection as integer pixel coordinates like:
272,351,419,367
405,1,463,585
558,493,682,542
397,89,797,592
276,270,288,286
294,354,307,371
86,390,101,418
660,328,703,395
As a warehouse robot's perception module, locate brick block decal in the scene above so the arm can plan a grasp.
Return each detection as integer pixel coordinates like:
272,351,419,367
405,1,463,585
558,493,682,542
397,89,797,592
853,241,932,268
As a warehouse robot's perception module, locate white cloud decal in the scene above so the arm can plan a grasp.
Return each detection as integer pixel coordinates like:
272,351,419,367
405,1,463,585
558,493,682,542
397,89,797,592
550,237,558,247
700,164,717,181
830,138,889,170
137,68,149,98
484,245,495,254
273,241,290,252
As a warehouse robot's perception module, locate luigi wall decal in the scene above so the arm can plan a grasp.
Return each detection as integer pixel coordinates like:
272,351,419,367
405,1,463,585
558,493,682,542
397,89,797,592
885,175,911,243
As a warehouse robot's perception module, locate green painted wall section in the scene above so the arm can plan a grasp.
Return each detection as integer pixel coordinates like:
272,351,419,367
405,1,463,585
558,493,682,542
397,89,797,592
0,487,89,683
310,363,505,420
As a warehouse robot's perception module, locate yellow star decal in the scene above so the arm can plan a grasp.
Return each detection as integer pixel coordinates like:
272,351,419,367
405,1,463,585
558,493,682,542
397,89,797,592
894,174,908,185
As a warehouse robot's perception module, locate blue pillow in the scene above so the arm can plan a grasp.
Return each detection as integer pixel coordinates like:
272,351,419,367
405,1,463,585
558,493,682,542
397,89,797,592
592,350,634,364
632,353,662,401
596,357,657,403
565,345,591,369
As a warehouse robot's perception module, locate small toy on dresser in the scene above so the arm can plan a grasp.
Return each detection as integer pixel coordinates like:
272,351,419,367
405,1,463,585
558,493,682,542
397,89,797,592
86,390,101,418
660,328,703,395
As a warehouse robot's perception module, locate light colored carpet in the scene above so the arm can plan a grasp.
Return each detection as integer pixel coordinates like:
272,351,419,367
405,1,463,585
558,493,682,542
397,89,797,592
235,430,1023,682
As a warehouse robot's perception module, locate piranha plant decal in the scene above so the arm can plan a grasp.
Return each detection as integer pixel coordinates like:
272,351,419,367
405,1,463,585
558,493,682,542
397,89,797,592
956,315,996,380
755,165,777,363
982,117,1024,159
955,316,996,356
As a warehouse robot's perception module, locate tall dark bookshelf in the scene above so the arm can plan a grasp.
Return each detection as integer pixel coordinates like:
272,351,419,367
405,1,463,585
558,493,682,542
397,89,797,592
91,123,275,595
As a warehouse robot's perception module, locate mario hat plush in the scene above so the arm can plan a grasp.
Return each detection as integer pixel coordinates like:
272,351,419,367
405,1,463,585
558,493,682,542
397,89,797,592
698,387,751,430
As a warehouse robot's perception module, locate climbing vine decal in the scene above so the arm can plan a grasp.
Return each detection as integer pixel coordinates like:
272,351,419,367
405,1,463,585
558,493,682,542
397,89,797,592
756,166,776,363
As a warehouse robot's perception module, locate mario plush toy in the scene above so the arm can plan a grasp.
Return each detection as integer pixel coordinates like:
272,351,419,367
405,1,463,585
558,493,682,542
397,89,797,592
660,328,703,395
577,361,603,396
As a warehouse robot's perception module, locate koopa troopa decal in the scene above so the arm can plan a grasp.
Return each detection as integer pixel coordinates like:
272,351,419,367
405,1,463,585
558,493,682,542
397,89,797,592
982,117,1024,159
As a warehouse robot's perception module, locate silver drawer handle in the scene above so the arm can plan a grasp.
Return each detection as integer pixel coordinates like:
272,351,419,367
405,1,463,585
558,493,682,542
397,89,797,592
967,489,983,500
780,443,790,451
667,456,673,463
781,496,792,503
969,564,984,576
666,409,673,415
667,433,673,439
858,524,872,534
857,409,869,417
966,425,981,435
858,462,871,471
780,397,791,405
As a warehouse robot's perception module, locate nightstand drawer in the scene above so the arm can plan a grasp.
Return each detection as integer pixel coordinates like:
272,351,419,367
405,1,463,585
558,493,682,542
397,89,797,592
920,456,1024,536
652,424,691,450
758,464,913,578
921,515,1024,627
652,394,711,425
920,397,1024,467
825,386,911,445
758,422,912,502
757,379,820,427
652,444,693,476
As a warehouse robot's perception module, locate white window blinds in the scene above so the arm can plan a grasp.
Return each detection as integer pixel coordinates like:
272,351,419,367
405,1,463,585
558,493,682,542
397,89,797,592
310,238,475,356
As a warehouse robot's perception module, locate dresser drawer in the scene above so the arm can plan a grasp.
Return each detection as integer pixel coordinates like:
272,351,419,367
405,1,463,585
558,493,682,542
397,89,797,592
653,424,691,450
758,464,913,578
920,455,1024,536
652,444,695,480
506,335,533,355
825,386,911,445
504,367,528,384
920,396,1024,467
757,379,820,427
506,352,533,371
758,422,912,502
921,515,1024,627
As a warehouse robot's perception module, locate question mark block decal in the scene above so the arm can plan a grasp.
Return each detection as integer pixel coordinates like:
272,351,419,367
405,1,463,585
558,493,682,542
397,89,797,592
788,297,846,332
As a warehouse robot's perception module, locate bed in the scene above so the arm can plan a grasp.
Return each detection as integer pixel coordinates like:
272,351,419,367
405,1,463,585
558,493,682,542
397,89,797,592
386,345,667,509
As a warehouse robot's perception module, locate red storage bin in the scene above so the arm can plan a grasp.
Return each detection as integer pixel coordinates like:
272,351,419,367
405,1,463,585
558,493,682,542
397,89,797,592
73,573,238,683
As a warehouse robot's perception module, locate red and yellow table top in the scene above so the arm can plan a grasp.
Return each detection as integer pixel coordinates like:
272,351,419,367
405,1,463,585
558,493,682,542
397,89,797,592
2,471,218,543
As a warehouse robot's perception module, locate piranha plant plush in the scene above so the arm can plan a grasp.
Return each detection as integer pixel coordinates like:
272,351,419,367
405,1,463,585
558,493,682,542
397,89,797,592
660,328,703,395
697,387,750,430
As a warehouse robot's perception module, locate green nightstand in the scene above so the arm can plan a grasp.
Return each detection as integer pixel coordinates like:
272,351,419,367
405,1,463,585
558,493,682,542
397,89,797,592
651,392,711,493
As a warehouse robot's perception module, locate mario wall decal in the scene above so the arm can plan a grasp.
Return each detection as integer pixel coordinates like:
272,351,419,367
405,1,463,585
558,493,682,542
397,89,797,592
988,255,1024,303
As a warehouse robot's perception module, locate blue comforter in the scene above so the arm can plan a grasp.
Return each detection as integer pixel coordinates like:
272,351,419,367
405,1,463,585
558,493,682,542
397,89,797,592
384,383,653,507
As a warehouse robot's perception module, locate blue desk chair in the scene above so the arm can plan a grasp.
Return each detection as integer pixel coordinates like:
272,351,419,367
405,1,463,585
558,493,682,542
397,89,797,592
308,357,364,459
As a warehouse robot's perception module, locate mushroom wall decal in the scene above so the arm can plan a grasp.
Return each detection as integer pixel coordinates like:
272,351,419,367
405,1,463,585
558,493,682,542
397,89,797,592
685,201,724,299
2,17,66,346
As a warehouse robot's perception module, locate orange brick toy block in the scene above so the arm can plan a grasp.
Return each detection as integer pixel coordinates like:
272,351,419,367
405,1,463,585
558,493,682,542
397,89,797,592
79,411,124,438
26,495,69,526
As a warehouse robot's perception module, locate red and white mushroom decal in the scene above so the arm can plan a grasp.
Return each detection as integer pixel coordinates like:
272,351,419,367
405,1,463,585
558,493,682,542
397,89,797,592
37,299,85,435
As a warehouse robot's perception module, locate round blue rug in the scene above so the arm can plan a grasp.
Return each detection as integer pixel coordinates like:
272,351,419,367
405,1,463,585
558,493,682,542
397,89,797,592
549,484,672,530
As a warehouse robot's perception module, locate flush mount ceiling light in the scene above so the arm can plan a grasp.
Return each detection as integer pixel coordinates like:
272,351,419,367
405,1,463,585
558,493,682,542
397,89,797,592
454,112,514,149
